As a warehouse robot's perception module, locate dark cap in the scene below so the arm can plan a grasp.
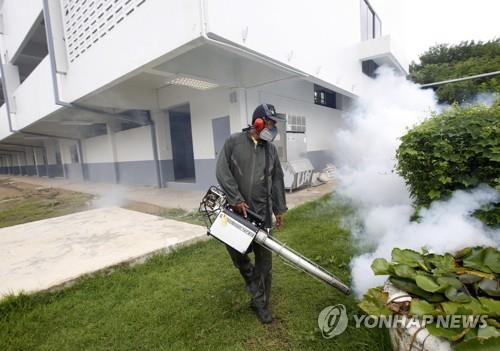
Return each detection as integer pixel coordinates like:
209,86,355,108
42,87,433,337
252,103,284,123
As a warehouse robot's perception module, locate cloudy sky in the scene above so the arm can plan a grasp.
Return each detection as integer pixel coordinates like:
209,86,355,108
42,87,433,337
369,0,500,63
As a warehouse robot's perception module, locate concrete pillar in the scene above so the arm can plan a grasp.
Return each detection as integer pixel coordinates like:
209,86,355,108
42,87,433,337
33,147,47,177
76,140,84,178
44,140,58,178
8,155,14,174
32,148,40,176
106,122,119,183
57,140,67,178
15,153,22,175
23,147,36,176
150,109,171,186
18,149,26,175
230,88,249,133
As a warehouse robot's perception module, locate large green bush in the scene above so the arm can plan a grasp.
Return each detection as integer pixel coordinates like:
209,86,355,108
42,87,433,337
396,100,500,224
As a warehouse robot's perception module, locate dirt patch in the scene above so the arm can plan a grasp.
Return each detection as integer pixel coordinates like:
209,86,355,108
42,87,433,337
124,200,204,226
0,179,30,200
0,178,94,228
0,178,204,228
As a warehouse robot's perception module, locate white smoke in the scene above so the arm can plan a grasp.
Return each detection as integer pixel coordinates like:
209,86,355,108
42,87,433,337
331,67,500,298
465,92,499,107
90,187,128,208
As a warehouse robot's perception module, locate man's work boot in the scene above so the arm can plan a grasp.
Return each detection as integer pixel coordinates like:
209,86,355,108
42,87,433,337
251,304,273,324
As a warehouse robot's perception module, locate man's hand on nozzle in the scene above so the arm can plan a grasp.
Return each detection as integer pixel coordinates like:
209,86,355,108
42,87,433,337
232,202,249,218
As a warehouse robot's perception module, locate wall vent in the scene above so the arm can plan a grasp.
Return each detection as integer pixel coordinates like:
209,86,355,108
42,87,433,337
61,0,147,63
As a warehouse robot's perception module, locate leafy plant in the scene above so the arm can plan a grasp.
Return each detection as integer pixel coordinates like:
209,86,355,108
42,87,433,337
396,100,500,226
359,247,500,349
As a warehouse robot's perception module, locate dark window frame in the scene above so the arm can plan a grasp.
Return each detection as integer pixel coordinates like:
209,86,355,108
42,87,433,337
314,84,337,109
362,59,380,78
361,0,382,41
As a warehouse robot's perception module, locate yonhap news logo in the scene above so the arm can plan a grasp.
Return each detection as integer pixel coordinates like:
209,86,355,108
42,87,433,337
317,304,349,338
317,304,489,339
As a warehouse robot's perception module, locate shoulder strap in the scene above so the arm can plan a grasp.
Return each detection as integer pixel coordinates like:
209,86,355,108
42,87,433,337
264,142,271,229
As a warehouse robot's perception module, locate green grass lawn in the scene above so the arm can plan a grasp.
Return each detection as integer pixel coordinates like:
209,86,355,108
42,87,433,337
0,195,391,351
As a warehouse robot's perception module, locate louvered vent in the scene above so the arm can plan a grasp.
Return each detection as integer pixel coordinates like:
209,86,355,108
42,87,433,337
61,0,147,63
286,114,306,132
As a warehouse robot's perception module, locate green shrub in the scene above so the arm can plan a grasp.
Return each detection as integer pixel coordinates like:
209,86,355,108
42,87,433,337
396,100,500,224
409,39,500,104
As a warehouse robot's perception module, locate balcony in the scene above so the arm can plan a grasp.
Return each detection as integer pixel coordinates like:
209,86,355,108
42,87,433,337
11,57,61,130
1,0,43,61
357,34,409,75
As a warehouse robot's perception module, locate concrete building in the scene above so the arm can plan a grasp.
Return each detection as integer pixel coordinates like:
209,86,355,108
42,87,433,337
0,0,407,189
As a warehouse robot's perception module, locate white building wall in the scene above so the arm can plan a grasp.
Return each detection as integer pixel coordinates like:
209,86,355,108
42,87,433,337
115,126,154,162
1,0,42,60
82,134,112,163
0,0,407,187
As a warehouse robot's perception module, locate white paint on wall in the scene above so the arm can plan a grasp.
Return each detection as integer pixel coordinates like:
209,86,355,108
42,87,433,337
115,125,154,162
82,134,113,163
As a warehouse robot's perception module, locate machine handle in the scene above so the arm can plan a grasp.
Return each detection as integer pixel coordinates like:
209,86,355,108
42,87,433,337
245,208,264,223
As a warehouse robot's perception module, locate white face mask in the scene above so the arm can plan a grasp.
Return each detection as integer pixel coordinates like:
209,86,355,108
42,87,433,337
259,127,278,142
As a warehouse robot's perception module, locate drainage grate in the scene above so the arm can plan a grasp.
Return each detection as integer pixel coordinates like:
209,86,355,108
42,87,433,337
61,0,147,63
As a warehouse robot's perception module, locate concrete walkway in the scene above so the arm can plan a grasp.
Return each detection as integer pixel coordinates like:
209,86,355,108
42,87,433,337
0,207,207,298
0,175,335,210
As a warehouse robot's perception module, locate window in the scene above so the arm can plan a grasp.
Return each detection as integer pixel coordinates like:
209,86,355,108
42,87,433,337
314,84,337,109
117,110,150,131
362,59,380,78
118,120,138,132
84,123,107,138
360,0,382,41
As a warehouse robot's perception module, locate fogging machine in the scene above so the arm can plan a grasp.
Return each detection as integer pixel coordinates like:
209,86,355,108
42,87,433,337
198,186,351,295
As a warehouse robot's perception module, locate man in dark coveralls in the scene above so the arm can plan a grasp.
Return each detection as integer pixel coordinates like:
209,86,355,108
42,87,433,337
216,103,287,324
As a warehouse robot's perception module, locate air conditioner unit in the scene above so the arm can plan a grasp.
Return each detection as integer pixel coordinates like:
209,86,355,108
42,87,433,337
274,114,314,191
